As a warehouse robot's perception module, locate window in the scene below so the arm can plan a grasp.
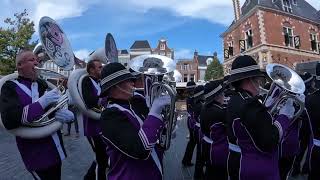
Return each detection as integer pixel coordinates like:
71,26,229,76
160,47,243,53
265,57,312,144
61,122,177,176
184,64,188,70
283,27,294,47
160,44,165,50
180,65,183,70
245,29,253,49
184,74,188,82
167,53,171,58
310,34,318,52
292,0,297,5
283,0,292,13
227,41,234,56
190,74,195,82
160,51,165,56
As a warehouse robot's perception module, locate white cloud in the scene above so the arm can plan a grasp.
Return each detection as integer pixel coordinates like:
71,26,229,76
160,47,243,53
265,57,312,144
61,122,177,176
306,0,320,10
74,49,91,61
175,49,194,60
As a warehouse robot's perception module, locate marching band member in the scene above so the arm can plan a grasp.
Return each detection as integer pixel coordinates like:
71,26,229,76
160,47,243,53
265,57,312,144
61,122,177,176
200,79,228,180
192,85,205,179
99,63,170,180
305,63,320,180
182,81,197,167
226,55,296,180
81,59,108,180
0,50,74,180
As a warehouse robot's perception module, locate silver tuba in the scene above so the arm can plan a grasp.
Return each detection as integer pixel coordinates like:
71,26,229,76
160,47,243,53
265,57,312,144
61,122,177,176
129,54,177,150
263,63,305,121
67,33,118,120
0,16,73,139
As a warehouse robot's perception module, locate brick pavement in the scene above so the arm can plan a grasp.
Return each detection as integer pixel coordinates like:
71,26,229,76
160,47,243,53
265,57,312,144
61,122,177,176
0,112,196,180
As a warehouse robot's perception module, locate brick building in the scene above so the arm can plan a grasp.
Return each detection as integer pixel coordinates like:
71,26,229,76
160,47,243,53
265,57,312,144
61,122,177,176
176,51,215,82
152,38,174,59
222,0,320,74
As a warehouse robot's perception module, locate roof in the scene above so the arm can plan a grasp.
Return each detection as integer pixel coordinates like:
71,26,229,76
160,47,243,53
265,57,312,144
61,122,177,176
241,0,320,23
197,55,214,67
119,49,129,54
130,40,151,50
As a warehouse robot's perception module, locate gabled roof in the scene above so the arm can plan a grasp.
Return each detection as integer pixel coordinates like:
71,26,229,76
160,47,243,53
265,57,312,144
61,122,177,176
119,49,129,54
197,55,214,67
241,0,320,23
130,40,151,49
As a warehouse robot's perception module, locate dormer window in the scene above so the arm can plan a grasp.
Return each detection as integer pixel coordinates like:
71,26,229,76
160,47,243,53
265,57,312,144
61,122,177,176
160,44,165,50
206,58,213,65
283,0,292,13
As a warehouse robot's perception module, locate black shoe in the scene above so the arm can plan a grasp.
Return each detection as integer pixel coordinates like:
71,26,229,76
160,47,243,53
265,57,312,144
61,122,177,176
182,161,194,167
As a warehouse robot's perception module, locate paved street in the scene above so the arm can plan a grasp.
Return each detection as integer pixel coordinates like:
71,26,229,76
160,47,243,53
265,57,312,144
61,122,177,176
0,110,196,180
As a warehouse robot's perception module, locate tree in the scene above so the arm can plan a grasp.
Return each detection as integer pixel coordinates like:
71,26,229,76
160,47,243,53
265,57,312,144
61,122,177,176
204,52,224,81
0,9,36,75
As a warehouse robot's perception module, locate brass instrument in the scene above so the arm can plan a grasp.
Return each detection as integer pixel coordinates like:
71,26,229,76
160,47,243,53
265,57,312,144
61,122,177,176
129,54,177,150
264,63,305,121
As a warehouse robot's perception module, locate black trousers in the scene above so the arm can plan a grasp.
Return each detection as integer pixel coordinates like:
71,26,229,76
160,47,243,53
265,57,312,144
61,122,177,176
309,146,320,180
29,163,61,180
279,156,295,180
205,164,228,180
228,151,241,180
182,127,196,164
84,136,109,180
194,129,204,179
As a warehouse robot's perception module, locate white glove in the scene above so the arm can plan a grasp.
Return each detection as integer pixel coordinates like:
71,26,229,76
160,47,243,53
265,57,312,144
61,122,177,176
265,86,281,108
150,95,171,116
279,98,295,119
295,94,305,104
38,88,61,109
54,109,74,123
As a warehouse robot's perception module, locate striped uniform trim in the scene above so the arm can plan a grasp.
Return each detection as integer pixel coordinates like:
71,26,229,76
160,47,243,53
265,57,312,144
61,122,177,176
21,105,29,124
101,69,131,86
230,65,260,75
204,85,222,99
274,120,283,140
193,90,204,98
304,76,313,83
138,129,153,150
186,85,196,89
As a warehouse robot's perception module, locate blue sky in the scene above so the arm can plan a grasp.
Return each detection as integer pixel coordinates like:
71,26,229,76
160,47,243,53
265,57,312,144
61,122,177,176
0,0,319,61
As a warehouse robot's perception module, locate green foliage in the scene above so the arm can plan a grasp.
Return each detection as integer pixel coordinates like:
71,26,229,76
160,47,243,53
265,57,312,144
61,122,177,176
204,53,224,81
0,9,36,75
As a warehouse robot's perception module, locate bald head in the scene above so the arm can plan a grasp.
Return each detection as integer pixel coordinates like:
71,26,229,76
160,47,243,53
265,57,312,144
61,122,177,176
16,50,35,66
16,50,39,80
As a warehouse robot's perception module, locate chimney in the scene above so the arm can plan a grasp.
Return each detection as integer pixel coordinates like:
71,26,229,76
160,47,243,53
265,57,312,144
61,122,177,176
232,0,241,21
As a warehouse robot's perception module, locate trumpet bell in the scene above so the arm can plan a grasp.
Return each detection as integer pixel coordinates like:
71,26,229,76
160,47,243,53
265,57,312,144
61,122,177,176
266,63,305,94
129,54,176,75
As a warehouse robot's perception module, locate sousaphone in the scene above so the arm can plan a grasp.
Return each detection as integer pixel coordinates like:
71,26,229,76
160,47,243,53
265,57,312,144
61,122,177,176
68,33,118,120
0,16,74,139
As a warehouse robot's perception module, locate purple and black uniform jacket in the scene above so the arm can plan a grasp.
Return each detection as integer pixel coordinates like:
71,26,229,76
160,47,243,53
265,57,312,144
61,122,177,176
0,77,66,171
200,102,228,167
193,100,203,143
305,90,320,175
226,90,291,180
100,97,165,180
186,97,195,130
81,76,102,136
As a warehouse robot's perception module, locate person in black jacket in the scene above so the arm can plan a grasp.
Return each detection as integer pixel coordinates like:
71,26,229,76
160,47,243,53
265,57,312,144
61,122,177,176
81,59,108,180
226,55,297,180
200,79,228,180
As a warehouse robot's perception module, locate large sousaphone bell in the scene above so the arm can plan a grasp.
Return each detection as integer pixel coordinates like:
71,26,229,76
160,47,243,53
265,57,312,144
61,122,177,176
129,54,177,150
68,33,118,120
0,16,74,139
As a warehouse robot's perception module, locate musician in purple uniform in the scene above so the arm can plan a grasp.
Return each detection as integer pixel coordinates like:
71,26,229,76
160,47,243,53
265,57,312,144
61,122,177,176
200,79,228,180
305,62,320,180
226,55,296,180
81,59,108,180
191,85,205,179
99,63,170,180
0,50,74,180
182,81,197,167
277,72,314,179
